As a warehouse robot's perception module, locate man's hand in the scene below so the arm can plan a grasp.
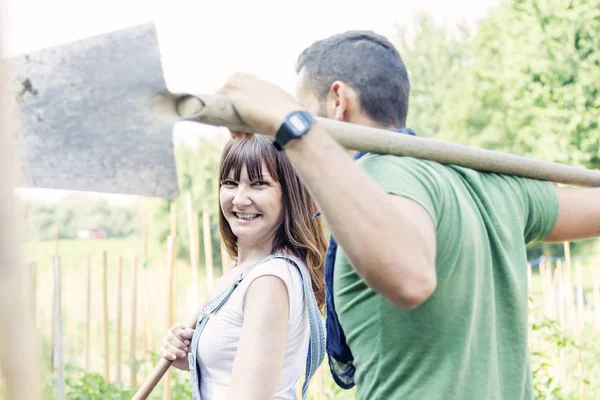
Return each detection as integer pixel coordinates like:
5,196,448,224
218,73,303,136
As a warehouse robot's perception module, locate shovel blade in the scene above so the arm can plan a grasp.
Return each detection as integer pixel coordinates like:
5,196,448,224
6,23,180,199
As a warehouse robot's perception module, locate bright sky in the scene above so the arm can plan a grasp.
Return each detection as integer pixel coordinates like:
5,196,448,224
1,0,498,203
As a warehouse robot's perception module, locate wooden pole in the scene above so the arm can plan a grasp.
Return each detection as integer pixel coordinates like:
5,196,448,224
539,261,549,317
116,256,123,385
575,263,586,400
163,202,177,400
563,243,577,333
544,260,555,319
85,255,92,372
556,260,566,328
163,236,176,400
53,256,65,400
141,208,152,361
186,192,199,308
553,260,563,287
103,250,111,383
556,260,566,383
30,262,37,326
130,254,139,389
179,94,600,188
221,240,232,273
202,209,214,292
170,202,177,242
594,265,600,330
0,54,41,400
55,227,60,257
575,261,585,332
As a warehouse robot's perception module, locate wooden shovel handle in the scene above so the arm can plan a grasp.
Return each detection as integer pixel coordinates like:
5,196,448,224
132,309,202,399
178,94,600,188
132,357,174,400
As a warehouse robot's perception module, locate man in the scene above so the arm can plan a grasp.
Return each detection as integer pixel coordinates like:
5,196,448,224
218,31,600,399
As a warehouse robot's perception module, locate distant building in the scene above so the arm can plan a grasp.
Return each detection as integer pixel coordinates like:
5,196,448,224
77,227,108,239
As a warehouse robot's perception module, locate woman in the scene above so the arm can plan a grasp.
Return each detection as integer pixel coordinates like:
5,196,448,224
159,135,328,400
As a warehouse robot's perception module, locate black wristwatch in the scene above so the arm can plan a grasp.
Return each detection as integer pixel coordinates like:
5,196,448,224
273,110,316,151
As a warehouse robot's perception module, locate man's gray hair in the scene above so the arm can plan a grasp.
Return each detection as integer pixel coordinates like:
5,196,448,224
296,30,410,128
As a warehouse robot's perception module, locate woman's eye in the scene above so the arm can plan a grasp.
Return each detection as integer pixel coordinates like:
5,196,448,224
221,180,237,187
253,181,269,187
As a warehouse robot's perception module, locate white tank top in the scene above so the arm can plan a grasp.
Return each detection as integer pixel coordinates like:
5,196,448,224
196,259,310,399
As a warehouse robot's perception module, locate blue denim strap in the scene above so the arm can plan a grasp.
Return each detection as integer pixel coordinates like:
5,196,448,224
270,253,326,399
188,253,325,399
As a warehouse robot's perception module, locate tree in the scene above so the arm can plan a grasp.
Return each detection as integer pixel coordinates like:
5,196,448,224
393,12,473,137
396,1,600,257
438,0,600,170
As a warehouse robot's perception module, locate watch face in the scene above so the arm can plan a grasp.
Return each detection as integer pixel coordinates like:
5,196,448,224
289,114,308,132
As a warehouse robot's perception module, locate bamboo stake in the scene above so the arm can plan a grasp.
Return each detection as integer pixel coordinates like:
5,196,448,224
141,208,152,362
85,255,92,372
116,256,123,385
539,261,549,317
573,262,586,400
221,240,232,273
130,254,139,389
103,250,110,382
556,261,566,383
573,258,587,400
30,262,37,326
178,94,600,188
594,265,600,330
51,249,58,370
563,243,577,333
553,260,563,287
575,261,585,332
163,202,178,399
202,209,215,291
544,260,555,319
557,260,566,328
0,57,41,400
53,256,65,400
163,236,176,400
55,227,60,257
186,192,199,308
170,202,177,241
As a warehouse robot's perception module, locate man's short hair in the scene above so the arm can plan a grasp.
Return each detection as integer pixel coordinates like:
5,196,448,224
296,30,410,128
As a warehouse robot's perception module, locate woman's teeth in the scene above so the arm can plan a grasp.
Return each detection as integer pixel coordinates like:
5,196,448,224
235,212,260,220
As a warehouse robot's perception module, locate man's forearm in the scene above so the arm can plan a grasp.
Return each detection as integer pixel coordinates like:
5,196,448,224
284,124,436,307
544,188,600,242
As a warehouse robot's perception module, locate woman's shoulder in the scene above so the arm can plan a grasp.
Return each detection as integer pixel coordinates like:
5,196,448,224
246,255,303,286
242,255,306,312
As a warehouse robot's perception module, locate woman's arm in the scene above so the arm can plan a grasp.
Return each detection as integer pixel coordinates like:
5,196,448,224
226,273,290,400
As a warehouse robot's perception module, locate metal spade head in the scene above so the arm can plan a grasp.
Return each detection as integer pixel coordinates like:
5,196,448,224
5,22,181,199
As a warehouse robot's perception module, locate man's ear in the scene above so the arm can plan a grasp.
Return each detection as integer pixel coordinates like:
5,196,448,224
326,81,352,122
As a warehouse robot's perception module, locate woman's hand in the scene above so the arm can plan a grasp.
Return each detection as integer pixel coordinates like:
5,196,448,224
159,323,195,371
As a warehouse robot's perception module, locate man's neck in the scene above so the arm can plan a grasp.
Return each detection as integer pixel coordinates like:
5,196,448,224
348,114,398,131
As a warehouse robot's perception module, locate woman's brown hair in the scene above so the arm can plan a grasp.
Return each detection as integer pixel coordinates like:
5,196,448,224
218,135,327,311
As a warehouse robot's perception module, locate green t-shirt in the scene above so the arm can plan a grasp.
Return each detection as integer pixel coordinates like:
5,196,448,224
334,155,559,400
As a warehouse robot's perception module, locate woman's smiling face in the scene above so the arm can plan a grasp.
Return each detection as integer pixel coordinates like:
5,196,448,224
219,161,284,243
